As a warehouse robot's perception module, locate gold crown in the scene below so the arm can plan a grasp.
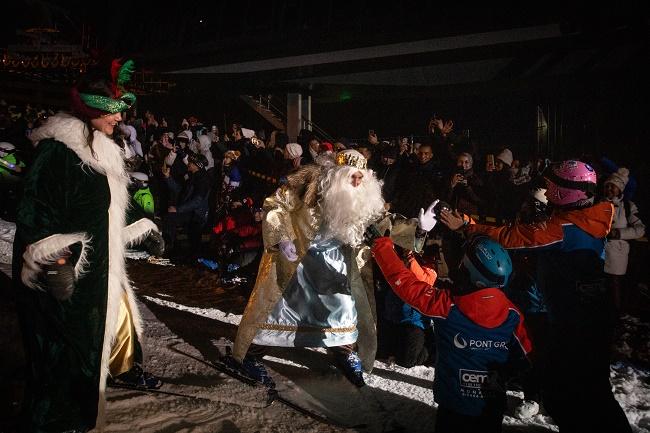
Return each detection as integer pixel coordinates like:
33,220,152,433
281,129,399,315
335,151,367,170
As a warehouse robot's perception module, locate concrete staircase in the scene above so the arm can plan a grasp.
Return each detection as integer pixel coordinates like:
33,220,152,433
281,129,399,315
239,95,285,131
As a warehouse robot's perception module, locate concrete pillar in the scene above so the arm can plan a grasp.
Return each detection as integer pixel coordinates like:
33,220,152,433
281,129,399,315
302,94,312,131
286,93,302,142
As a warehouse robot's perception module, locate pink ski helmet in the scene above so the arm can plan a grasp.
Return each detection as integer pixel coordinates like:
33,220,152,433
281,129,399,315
544,160,597,206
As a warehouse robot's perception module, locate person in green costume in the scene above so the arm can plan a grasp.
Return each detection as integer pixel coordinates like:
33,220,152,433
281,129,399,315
12,60,164,432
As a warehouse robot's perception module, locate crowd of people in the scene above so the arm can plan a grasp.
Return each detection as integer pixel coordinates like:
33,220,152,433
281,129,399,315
1,60,646,433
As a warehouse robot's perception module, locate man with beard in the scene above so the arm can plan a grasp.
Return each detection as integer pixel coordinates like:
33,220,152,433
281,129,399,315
231,150,428,387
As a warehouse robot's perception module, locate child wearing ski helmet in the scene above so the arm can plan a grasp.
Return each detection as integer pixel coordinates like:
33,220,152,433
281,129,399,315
440,160,632,433
130,171,155,217
369,216,531,433
0,141,26,181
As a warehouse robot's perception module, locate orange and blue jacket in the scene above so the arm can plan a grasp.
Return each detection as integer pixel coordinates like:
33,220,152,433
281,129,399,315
383,254,437,329
463,202,614,323
463,202,613,253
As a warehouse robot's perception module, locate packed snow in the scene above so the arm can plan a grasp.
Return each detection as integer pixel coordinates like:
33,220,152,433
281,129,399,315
2,241,648,432
104,260,650,433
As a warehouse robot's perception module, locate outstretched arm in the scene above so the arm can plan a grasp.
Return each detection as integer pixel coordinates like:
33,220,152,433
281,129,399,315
371,237,452,318
440,209,563,250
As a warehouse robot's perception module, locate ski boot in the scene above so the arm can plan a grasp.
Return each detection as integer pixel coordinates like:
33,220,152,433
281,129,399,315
110,364,162,389
222,355,276,388
241,356,275,388
333,351,366,387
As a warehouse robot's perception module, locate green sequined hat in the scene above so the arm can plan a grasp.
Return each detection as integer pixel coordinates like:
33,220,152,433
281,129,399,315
75,59,136,115
78,92,136,114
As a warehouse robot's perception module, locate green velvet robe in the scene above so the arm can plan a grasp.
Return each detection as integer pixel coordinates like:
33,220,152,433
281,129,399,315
12,114,159,432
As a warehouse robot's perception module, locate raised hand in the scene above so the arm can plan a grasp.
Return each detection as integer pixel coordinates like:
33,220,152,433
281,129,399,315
418,200,439,232
441,119,454,135
440,209,465,231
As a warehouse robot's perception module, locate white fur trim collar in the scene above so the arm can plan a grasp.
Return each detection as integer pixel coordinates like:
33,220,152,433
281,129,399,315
30,113,127,179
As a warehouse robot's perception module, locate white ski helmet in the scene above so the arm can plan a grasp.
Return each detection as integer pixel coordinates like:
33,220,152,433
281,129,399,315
0,142,16,154
130,172,149,188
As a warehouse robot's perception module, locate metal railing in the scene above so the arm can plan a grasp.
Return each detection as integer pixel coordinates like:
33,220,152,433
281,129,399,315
253,95,336,143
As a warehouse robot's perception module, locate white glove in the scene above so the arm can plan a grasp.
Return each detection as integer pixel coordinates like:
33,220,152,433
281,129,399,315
278,240,298,262
418,199,439,232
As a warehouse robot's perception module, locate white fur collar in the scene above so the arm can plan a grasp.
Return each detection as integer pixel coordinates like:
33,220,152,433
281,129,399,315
30,112,127,180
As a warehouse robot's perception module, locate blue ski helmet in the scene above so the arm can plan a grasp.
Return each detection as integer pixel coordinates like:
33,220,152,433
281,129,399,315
462,235,512,288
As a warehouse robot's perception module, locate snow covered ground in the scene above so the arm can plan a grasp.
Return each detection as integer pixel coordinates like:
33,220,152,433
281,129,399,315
103,258,650,433
1,243,648,432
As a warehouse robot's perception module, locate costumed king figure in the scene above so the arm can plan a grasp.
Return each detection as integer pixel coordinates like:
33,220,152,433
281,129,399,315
12,60,163,433
231,149,427,387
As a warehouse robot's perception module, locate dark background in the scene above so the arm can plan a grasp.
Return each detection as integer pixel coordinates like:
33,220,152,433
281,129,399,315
1,2,648,163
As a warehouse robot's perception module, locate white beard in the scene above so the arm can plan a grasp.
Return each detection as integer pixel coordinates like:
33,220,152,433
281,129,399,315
319,166,385,247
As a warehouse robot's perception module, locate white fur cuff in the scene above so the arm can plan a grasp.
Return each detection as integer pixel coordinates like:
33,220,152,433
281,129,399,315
123,218,159,248
21,232,91,289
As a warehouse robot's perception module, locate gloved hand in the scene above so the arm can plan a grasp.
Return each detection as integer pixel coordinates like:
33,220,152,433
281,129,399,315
278,240,298,262
42,258,75,301
363,224,384,247
143,230,166,257
418,199,439,232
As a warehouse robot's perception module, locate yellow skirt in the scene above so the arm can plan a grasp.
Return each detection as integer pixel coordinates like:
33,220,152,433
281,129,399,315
109,292,136,377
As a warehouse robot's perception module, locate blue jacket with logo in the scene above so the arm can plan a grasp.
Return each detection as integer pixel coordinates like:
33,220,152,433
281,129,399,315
372,237,532,416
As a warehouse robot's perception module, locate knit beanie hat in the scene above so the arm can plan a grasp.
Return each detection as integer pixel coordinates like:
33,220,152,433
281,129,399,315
320,142,334,153
496,148,513,167
188,152,207,170
605,167,629,193
285,142,303,159
177,129,192,142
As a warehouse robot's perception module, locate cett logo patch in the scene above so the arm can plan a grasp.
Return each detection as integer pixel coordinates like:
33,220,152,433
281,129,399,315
459,369,501,398
460,369,490,388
